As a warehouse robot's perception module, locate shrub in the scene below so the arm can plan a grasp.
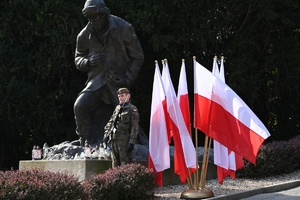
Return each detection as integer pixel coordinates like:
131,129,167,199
83,163,156,200
237,135,300,178
0,168,88,200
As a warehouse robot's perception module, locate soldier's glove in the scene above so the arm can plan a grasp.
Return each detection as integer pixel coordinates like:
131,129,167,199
126,143,134,152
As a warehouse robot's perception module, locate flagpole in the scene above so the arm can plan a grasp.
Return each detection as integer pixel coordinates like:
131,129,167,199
199,56,216,187
180,59,194,189
198,57,215,189
193,56,200,190
181,59,192,137
181,59,194,189
199,135,209,189
195,128,199,189
180,56,214,199
163,58,194,189
203,137,212,188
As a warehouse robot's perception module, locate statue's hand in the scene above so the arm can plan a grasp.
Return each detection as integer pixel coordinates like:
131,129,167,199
89,52,106,67
108,73,128,87
113,78,128,87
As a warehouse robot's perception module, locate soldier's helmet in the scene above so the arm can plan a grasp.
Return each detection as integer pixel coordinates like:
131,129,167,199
82,0,110,17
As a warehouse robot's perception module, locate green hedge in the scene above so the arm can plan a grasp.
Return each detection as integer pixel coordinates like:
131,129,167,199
1,0,300,170
0,163,155,200
237,135,300,178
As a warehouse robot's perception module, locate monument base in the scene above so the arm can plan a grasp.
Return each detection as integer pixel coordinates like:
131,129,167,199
19,160,216,185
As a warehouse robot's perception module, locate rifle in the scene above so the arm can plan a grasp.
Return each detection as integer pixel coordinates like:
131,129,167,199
103,94,129,148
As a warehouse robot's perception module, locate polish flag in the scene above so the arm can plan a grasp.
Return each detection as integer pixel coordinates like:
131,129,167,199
177,59,191,133
217,152,245,184
162,60,196,184
148,62,170,186
212,57,244,184
193,59,270,165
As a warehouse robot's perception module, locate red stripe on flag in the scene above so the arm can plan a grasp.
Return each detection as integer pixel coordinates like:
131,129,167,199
148,153,163,186
194,94,265,164
179,94,191,132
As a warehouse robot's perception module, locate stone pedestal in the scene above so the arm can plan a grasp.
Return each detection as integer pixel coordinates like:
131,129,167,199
19,160,216,185
19,160,111,182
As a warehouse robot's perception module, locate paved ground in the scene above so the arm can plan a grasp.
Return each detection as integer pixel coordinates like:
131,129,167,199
206,180,300,200
241,186,300,200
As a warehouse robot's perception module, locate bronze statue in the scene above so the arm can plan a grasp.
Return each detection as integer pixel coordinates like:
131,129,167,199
74,0,144,146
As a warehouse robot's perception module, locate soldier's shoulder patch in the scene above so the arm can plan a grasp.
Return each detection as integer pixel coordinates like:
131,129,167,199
133,109,137,112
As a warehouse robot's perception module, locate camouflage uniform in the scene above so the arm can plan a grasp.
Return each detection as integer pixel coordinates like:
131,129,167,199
104,102,139,167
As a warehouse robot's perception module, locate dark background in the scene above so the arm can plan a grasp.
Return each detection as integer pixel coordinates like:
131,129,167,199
1,0,299,170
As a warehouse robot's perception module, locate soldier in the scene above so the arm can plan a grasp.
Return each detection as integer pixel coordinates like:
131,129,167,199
74,0,144,146
103,88,139,167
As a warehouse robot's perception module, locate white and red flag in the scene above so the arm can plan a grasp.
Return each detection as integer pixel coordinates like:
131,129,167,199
212,57,244,184
177,60,191,133
148,62,170,186
193,59,270,165
162,61,196,184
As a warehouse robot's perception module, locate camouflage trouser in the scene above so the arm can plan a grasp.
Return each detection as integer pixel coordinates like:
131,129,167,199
111,139,133,168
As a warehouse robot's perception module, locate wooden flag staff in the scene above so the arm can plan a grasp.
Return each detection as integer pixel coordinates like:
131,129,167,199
180,56,214,199
161,58,194,190
180,130,214,199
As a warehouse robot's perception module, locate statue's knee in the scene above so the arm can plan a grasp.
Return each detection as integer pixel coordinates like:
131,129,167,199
74,97,89,113
74,102,83,114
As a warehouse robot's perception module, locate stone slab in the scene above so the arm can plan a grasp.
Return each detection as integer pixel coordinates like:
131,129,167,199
19,160,216,185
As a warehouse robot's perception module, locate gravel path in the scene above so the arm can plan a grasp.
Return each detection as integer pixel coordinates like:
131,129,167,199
154,170,300,199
